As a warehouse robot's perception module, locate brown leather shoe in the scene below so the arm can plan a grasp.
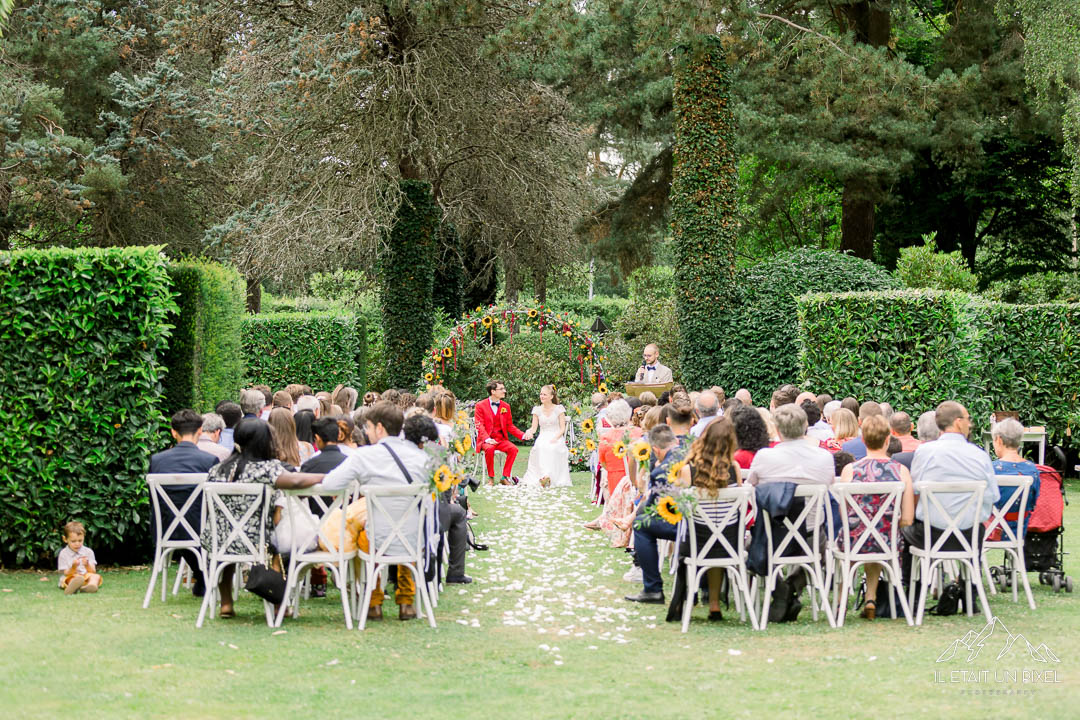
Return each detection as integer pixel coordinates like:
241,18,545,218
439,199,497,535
398,603,417,621
499,477,512,486
367,605,383,621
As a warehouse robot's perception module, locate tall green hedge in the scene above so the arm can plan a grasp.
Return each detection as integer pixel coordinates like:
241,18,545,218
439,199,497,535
381,180,440,388
718,249,901,401
0,247,176,564
242,313,366,392
797,290,1080,447
163,261,245,412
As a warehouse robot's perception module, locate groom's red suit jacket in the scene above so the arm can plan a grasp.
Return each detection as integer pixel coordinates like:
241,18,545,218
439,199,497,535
474,400,524,451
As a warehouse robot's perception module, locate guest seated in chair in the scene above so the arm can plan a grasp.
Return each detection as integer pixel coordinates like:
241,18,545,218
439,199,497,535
625,424,684,604
835,415,915,619
903,401,1000,553
990,417,1040,536
275,402,430,621
150,409,220,597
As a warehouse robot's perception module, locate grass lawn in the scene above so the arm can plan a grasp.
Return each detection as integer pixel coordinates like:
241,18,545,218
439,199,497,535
2,447,1078,718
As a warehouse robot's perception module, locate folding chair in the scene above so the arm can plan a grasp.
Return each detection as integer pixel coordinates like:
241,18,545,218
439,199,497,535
756,484,836,630
275,483,359,628
830,482,913,626
680,485,758,632
909,481,992,625
197,483,275,628
356,484,437,629
143,473,207,609
981,474,1035,609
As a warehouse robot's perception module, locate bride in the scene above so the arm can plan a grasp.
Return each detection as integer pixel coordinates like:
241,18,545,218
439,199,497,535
520,384,573,488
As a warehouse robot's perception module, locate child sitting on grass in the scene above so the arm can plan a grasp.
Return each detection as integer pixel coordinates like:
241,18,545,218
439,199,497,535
57,521,102,595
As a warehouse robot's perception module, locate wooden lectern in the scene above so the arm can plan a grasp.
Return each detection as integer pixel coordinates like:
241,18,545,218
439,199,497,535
624,382,673,398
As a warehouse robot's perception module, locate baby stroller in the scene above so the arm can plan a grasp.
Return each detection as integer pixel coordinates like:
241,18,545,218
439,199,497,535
988,449,1072,594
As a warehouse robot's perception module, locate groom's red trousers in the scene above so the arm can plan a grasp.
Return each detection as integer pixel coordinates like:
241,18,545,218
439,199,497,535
483,440,518,478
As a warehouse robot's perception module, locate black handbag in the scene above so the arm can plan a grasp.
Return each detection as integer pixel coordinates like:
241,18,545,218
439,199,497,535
245,563,286,605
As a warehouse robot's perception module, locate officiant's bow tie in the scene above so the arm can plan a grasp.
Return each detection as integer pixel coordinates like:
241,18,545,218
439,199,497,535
646,365,656,371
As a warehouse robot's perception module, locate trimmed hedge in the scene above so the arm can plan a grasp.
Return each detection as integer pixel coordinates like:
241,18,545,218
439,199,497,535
0,247,176,565
163,261,245,412
797,290,1080,447
242,313,366,392
717,249,900,401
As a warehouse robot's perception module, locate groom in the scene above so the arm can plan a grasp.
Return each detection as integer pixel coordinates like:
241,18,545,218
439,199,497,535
474,380,524,486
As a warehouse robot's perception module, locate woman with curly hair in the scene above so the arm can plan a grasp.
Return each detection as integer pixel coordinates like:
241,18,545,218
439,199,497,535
673,417,743,620
731,406,771,470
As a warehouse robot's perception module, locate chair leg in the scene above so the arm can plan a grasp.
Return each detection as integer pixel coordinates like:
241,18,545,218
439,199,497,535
982,552,998,595
172,557,186,597
962,564,974,617
680,566,698,633
970,559,993,623
1015,551,1036,610
759,572,776,630
357,563,376,631
196,561,218,628
143,552,163,609
335,562,354,630
913,559,929,626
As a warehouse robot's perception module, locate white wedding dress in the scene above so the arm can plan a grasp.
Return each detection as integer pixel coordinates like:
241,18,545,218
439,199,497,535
521,404,573,488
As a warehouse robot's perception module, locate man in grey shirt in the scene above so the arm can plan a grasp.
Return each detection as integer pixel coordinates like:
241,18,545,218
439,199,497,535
277,401,432,621
904,401,1000,551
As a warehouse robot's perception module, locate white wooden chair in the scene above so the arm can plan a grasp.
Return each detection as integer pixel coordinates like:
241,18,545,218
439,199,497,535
981,474,1036,609
355,484,437,629
196,483,275,628
909,481,993,625
679,485,758,632
756,484,836,630
143,473,207,609
275,483,359,628
829,482,913,626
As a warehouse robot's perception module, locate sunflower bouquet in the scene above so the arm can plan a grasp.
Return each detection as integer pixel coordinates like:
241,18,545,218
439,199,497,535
634,488,697,529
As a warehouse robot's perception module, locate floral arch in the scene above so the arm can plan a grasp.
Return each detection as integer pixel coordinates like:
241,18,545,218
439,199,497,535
420,302,611,392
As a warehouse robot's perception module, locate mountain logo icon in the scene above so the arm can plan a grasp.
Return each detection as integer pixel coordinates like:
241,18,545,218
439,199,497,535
936,617,1062,664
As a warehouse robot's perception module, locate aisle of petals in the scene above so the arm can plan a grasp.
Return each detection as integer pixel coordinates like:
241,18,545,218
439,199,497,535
457,484,660,649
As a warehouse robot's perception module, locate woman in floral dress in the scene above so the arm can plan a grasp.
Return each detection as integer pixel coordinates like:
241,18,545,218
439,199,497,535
836,415,914,619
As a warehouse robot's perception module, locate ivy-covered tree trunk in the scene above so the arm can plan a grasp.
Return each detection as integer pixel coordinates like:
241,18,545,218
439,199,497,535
671,35,737,387
381,180,441,387
433,222,465,318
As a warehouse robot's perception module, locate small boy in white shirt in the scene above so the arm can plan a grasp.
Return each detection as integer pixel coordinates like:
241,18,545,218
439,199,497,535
57,521,102,594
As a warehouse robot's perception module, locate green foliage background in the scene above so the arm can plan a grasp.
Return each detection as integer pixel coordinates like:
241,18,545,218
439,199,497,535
162,261,245,412
0,246,175,564
242,313,366,393
797,290,1080,447
381,181,441,388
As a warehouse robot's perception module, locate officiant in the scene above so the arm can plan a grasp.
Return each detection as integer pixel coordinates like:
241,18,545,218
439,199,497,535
634,343,673,384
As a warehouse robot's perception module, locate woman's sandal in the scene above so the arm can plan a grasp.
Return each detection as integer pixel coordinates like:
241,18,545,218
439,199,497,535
861,601,876,620
219,607,236,619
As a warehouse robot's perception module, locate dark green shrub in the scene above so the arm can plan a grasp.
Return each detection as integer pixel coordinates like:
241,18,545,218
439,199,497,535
895,236,978,292
309,270,374,310
718,249,900,401
381,180,440,388
242,313,366,392
546,296,630,328
0,246,176,565
984,271,1080,304
797,290,1080,447
163,261,245,412
627,266,675,301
